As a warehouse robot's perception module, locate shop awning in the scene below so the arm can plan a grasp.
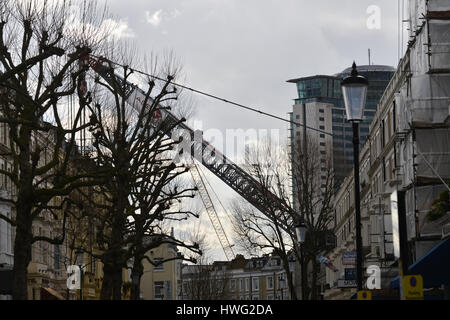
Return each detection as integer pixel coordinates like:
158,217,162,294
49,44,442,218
390,237,450,289
41,287,66,300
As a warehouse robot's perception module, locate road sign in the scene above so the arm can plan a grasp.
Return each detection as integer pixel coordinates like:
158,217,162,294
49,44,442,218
337,279,357,288
357,290,372,300
345,268,357,280
342,252,356,265
402,275,424,300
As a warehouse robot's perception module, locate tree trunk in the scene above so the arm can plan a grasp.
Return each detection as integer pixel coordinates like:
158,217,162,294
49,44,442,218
281,256,297,300
130,258,143,300
100,194,127,300
112,267,123,300
100,270,113,300
12,219,32,300
100,253,124,300
12,190,33,300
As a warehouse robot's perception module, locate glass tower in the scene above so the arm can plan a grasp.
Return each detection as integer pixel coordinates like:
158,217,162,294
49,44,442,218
288,65,395,185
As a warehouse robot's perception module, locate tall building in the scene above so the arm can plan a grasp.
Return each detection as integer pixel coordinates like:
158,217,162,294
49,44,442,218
287,65,395,191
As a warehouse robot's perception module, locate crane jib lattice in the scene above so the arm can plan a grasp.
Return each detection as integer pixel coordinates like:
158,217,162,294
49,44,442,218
84,55,295,230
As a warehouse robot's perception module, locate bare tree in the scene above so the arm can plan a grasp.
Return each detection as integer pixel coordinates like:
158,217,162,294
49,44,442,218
290,134,335,300
231,134,335,300
0,0,109,299
179,226,230,300
231,137,298,299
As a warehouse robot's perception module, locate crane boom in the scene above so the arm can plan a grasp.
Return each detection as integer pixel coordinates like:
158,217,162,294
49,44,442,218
85,55,295,227
189,163,235,261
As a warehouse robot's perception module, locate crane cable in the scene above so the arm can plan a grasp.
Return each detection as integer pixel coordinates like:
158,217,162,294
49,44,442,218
88,54,334,137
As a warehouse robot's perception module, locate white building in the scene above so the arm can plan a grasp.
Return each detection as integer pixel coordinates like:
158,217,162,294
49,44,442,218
323,0,450,299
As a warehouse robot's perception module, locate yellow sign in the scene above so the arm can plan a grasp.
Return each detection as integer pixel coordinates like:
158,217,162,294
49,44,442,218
357,290,372,300
402,275,424,300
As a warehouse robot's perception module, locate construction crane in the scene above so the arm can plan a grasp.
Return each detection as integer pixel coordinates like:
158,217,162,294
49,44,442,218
189,163,235,261
79,52,295,256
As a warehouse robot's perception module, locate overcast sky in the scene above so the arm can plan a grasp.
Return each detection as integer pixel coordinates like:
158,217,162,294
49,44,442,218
103,0,407,260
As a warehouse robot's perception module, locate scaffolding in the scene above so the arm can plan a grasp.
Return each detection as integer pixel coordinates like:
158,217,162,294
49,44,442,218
395,0,450,245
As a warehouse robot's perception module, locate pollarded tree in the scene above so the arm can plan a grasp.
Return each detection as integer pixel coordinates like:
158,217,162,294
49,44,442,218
0,0,110,300
75,51,201,300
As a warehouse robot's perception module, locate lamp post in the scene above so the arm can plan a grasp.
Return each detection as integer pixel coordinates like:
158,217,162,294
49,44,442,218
75,250,84,300
341,62,368,292
278,277,285,300
295,221,307,300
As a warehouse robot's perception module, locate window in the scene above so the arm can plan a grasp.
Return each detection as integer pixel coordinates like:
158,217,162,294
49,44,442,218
240,278,244,291
154,281,164,299
252,294,259,300
319,109,324,113
154,258,164,271
252,277,260,291
267,276,274,290
319,117,324,121
267,294,274,300
245,278,250,292
388,155,394,180
230,279,236,292
54,244,60,270
5,210,11,254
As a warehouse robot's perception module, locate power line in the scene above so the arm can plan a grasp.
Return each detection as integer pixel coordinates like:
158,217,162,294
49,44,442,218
89,54,334,137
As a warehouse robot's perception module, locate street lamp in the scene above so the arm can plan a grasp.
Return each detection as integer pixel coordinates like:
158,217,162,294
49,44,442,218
341,62,368,292
295,221,307,300
278,277,285,300
75,250,84,300
295,222,307,244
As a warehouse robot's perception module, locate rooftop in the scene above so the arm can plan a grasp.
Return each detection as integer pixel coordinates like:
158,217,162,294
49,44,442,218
338,64,396,75
287,65,396,83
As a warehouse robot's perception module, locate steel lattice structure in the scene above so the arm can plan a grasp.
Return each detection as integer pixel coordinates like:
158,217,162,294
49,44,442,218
84,55,295,258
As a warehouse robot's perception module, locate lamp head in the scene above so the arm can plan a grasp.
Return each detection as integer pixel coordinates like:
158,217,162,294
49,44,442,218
295,221,307,244
341,62,369,122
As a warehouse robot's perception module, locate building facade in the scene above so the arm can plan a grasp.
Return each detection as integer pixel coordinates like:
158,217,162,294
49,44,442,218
139,239,182,300
323,0,450,299
180,254,293,300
